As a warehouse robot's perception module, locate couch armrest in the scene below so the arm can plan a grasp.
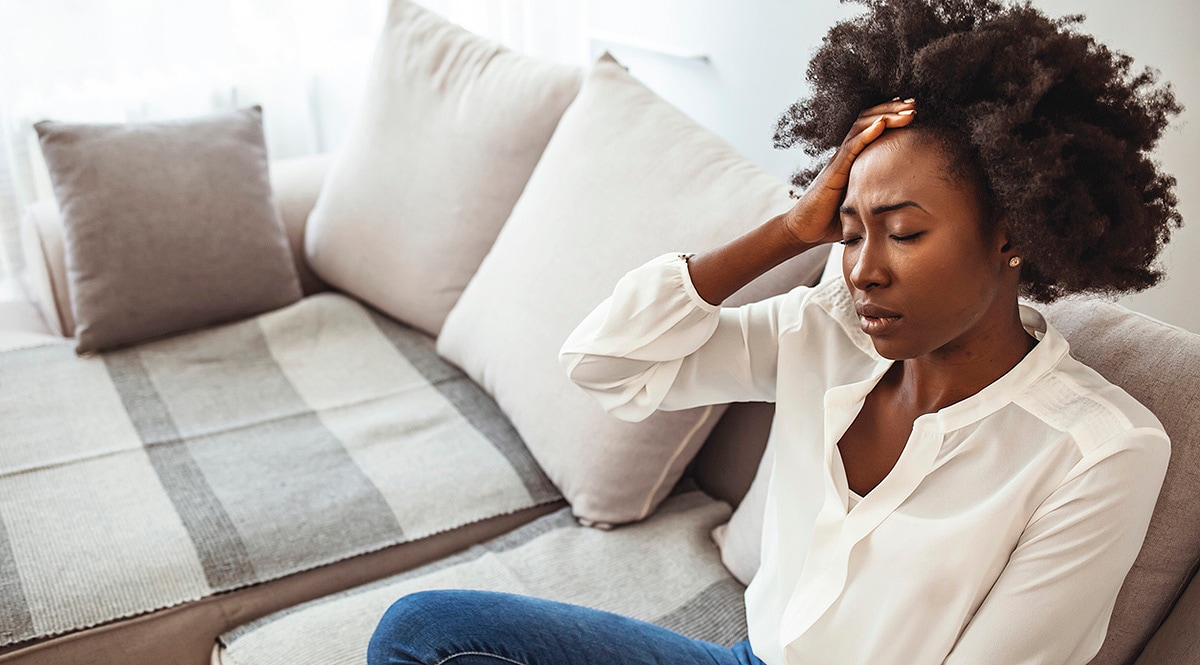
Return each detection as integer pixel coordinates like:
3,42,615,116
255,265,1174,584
19,152,335,339
0,299,62,351
20,200,72,336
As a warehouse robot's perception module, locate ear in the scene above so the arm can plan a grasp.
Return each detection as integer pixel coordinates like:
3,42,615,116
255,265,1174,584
993,219,1016,257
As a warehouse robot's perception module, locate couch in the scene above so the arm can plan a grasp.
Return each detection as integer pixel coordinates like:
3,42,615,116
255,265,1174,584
1,2,1198,664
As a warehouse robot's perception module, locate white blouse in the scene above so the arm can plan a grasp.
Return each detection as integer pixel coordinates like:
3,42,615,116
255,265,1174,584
560,253,1169,665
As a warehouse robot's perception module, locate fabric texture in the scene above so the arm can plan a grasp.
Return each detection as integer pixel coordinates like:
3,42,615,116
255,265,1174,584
1037,298,1200,665
367,590,764,665
712,437,775,586
216,491,747,665
0,506,560,665
691,401,776,510
560,254,1169,665
1135,562,1200,663
437,53,828,527
0,293,559,648
33,106,301,353
303,0,582,337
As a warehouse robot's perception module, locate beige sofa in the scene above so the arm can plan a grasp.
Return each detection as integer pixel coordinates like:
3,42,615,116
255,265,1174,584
2,4,1198,664
7,158,1200,657
5,155,1200,665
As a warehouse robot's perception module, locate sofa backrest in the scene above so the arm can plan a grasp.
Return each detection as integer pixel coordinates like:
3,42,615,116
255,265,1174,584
690,394,773,508
18,153,333,338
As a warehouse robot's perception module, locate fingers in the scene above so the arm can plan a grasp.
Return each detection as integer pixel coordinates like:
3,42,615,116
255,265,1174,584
843,98,916,149
851,98,916,131
809,98,918,194
817,100,917,190
859,97,916,118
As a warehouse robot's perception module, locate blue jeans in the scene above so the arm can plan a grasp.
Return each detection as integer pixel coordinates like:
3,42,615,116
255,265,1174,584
368,589,765,665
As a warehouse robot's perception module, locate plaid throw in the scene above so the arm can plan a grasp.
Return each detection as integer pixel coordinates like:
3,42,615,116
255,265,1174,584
0,293,559,647
218,491,747,665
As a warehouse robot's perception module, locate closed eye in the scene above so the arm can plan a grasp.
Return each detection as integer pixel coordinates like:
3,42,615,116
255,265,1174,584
891,232,924,242
838,236,862,247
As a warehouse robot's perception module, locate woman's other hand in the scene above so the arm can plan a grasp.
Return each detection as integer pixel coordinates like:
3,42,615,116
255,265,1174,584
781,99,917,247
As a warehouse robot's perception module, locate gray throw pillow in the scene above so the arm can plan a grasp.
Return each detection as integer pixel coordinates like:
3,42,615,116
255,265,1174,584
35,106,302,353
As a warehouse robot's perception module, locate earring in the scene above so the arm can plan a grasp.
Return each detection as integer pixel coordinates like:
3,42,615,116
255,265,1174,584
1009,256,1022,268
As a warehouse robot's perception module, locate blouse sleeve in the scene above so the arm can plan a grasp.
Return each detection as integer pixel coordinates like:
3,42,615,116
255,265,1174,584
943,428,1170,665
559,252,802,423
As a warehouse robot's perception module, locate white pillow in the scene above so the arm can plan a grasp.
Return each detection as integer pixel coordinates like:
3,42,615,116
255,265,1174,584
437,54,826,526
304,0,583,336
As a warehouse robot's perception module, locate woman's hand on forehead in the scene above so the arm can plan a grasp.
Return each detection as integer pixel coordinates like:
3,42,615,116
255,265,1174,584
781,98,917,248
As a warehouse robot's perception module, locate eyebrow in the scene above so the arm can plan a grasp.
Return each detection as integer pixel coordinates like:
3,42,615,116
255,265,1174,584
839,201,929,216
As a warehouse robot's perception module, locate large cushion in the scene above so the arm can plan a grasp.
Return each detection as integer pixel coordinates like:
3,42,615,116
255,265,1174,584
34,106,302,353
711,297,1200,664
0,293,559,649
303,0,583,337
436,54,829,526
215,490,745,665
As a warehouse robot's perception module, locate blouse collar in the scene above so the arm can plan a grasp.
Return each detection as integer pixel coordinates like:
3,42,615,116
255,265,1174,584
918,304,1068,432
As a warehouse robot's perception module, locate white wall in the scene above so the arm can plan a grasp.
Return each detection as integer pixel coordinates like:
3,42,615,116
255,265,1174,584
1035,0,1199,332
587,0,1199,332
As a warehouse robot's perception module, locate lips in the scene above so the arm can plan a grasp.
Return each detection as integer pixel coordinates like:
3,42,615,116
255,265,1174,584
855,302,902,335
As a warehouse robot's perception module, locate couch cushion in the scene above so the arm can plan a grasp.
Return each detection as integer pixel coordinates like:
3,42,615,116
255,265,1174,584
215,490,745,665
436,53,829,527
303,0,582,337
19,153,334,340
0,293,560,649
34,106,302,353
0,504,560,665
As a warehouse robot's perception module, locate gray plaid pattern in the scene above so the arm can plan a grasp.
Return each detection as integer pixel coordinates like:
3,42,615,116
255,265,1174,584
0,293,559,647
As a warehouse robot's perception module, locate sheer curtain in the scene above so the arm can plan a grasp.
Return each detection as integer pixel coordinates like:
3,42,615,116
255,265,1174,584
0,0,587,295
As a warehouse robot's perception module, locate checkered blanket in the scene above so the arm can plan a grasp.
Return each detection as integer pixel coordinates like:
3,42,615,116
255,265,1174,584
218,490,746,665
0,293,559,647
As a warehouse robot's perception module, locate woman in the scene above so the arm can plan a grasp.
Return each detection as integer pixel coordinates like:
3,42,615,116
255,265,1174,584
368,1,1181,663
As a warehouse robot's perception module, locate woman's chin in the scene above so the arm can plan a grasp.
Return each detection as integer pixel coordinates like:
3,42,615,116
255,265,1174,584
868,337,921,361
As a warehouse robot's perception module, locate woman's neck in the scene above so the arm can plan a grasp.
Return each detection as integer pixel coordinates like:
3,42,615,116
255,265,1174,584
892,303,1038,414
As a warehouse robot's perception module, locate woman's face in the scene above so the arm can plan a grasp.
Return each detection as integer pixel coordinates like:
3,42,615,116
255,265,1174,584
839,129,1011,361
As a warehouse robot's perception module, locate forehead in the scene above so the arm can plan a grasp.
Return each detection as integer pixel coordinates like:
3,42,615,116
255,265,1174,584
844,130,970,211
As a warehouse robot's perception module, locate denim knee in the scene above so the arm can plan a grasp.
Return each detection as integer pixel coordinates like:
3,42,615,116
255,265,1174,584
368,590,460,665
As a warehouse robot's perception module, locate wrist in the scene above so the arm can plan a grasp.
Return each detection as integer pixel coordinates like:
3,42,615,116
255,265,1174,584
770,212,821,257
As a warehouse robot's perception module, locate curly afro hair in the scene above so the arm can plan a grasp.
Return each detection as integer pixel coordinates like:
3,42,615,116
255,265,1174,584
775,0,1183,302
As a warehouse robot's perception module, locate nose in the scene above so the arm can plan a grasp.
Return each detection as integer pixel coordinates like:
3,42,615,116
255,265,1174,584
844,234,891,291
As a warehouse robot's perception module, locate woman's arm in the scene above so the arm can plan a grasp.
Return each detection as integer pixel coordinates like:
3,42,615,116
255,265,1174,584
944,429,1170,665
560,254,798,420
560,100,916,421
